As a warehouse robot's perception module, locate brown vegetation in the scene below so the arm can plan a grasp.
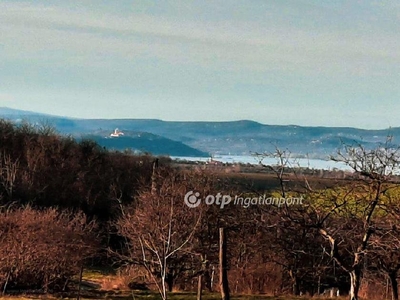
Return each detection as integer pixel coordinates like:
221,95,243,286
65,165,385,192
0,206,97,293
2,119,400,300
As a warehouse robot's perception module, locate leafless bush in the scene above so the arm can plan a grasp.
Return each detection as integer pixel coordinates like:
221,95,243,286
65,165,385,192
0,206,98,293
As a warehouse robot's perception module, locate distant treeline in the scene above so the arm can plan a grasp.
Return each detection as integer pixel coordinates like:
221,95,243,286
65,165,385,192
0,120,156,220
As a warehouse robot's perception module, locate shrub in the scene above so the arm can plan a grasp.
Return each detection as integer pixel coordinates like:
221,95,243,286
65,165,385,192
0,206,98,293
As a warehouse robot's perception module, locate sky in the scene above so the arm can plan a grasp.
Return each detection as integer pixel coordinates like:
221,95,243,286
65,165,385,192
0,0,400,129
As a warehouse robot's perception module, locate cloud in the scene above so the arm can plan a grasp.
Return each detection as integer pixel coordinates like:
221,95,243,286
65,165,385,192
1,0,400,128
1,0,400,78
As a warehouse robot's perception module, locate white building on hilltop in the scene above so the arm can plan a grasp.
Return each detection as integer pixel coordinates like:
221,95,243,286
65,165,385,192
110,128,124,137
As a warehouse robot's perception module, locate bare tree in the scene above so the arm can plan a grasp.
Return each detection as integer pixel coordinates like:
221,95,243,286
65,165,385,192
116,169,202,300
260,139,400,300
369,212,400,300
316,139,400,300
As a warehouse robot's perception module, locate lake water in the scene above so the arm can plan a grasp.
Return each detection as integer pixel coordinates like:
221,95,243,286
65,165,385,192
170,154,352,171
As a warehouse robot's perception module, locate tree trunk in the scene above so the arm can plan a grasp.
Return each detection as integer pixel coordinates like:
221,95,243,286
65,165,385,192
77,265,84,300
389,271,399,300
349,269,361,300
317,275,321,295
161,272,167,300
210,266,215,292
2,270,11,296
202,255,212,292
204,268,212,292
289,270,300,296
292,277,300,296
151,158,159,195
219,228,230,300
197,275,203,300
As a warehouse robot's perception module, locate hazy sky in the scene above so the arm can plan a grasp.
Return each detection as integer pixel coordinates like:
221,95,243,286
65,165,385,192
1,1,399,128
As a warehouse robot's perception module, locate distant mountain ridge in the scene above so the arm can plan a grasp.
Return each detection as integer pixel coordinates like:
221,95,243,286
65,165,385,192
0,107,51,116
82,130,209,157
0,107,398,159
